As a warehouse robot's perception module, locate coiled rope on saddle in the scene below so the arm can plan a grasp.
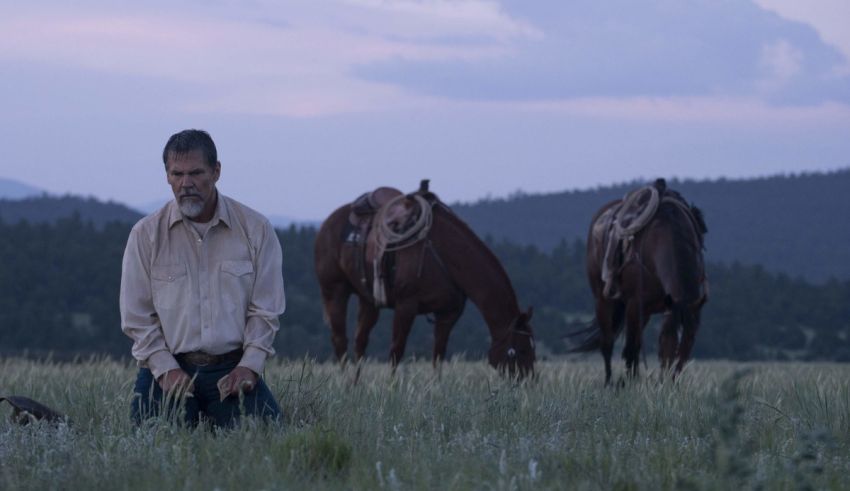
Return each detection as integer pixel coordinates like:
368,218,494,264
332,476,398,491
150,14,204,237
613,186,660,237
600,179,704,298
602,184,660,298
375,194,433,252
372,194,434,304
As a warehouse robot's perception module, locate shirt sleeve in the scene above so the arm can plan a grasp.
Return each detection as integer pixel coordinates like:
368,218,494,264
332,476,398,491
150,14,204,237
239,219,286,375
119,224,180,379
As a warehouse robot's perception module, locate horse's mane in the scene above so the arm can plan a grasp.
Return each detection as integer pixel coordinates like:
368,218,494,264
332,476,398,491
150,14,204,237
431,199,520,309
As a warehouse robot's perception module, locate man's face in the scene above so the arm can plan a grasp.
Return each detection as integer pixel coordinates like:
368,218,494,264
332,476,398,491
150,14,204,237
166,149,220,221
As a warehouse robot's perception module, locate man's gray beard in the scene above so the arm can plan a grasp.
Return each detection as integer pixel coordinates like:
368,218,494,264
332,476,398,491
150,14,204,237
178,198,204,218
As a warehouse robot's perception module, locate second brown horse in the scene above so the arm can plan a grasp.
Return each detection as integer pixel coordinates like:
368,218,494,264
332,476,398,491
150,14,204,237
314,185,535,377
573,179,708,384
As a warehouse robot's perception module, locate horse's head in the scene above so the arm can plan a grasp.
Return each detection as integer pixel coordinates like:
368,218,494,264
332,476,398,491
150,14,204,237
489,307,536,378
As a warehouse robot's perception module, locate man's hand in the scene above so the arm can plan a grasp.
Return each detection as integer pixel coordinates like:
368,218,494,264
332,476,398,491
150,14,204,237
157,369,195,395
216,366,258,401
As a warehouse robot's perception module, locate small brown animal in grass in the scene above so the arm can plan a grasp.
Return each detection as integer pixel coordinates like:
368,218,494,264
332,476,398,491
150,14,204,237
0,396,69,426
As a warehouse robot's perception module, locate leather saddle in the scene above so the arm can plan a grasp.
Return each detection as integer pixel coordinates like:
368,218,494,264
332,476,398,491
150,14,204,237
597,179,666,298
345,181,435,305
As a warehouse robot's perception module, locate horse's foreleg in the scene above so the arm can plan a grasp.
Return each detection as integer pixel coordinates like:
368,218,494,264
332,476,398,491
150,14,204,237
432,308,464,369
601,338,614,386
596,300,623,386
321,284,351,363
658,312,678,372
388,303,418,369
353,299,380,361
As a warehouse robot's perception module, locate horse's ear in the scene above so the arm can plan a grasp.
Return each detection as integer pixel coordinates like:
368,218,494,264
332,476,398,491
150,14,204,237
525,306,534,321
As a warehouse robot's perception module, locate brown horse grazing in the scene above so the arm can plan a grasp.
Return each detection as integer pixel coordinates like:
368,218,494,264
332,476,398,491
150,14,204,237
571,179,708,384
314,184,535,377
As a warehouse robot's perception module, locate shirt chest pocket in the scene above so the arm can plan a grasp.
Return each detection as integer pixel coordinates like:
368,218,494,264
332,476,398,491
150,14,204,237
151,264,188,311
220,260,255,313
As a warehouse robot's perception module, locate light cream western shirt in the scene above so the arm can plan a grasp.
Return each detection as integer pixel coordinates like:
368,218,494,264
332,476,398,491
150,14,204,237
120,193,285,379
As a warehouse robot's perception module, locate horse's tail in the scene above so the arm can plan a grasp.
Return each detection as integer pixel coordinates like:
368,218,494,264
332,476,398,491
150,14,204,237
667,300,689,332
566,320,601,352
566,313,630,353
660,255,705,332
562,318,603,353
666,284,707,332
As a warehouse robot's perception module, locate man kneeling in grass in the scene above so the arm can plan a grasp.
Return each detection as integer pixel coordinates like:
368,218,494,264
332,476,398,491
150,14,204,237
120,129,285,427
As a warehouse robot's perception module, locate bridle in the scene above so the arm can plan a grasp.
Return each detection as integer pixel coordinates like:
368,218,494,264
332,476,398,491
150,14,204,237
504,315,534,359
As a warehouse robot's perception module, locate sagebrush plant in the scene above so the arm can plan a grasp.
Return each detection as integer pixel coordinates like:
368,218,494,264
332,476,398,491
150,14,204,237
1,357,849,490
276,425,352,478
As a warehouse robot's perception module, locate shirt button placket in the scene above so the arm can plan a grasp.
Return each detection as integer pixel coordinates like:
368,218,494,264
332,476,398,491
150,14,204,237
198,237,211,341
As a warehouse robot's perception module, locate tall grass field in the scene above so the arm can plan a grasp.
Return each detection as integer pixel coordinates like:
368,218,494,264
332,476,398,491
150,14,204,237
1,358,849,490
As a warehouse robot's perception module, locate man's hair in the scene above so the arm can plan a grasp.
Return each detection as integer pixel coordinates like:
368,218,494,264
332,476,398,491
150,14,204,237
162,129,218,168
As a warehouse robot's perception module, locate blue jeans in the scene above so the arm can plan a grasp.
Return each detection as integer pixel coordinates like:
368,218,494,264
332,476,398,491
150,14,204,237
130,359,282,428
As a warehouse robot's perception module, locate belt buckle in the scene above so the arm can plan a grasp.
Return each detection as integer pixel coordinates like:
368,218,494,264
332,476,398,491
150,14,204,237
187,352,214,366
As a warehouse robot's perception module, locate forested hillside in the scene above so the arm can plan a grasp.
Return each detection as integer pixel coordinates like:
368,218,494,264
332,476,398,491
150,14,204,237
3,169,849,282
1,216,848,362
453,169,850,282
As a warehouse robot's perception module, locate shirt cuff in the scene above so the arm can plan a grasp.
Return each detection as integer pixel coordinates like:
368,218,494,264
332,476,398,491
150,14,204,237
238,346,269,376
147,350,180,380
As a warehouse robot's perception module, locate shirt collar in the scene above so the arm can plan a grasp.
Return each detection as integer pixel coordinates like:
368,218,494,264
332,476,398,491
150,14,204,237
166,191,231,229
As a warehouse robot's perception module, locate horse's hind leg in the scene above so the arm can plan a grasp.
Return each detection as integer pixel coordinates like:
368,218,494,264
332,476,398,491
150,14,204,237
658,312,678,372
623,301,649,379
354,298,380,361
675,306,702,375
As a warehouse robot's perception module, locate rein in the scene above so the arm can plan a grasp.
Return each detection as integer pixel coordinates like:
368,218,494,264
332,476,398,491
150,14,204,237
418,239,449,280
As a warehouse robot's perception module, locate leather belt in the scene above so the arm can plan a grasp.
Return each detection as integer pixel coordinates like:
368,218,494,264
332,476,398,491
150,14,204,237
175,349,243,367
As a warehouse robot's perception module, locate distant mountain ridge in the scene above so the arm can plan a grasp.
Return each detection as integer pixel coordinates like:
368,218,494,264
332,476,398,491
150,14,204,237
0,178,43,200
452,168,850,282
0,195,143,229
0,192,320,230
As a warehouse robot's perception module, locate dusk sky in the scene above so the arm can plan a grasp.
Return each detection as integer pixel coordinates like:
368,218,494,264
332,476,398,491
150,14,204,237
1,0,848,221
